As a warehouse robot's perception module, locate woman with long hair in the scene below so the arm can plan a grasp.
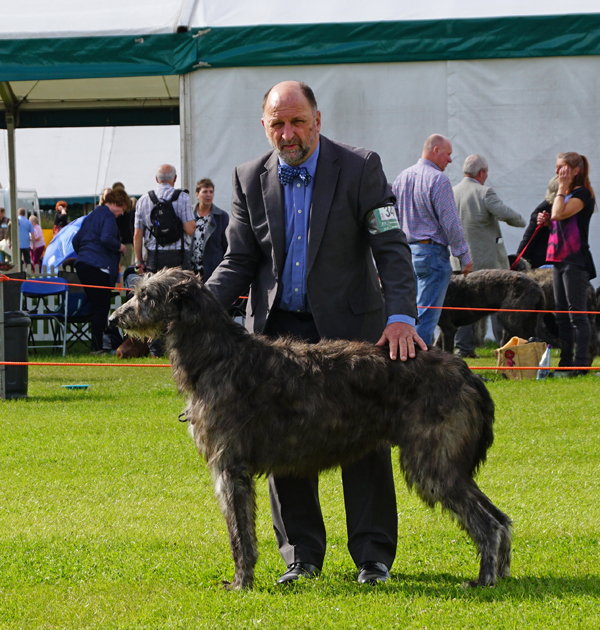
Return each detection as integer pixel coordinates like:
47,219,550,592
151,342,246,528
537,152,596,374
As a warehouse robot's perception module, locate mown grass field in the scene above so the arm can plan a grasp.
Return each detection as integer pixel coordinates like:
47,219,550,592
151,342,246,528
0,349,599,629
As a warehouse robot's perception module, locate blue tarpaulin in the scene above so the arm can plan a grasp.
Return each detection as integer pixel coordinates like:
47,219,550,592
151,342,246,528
42,215,86,269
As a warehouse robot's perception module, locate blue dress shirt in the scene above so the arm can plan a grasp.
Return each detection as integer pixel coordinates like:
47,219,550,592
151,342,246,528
276,141,415,327
277,144,320,312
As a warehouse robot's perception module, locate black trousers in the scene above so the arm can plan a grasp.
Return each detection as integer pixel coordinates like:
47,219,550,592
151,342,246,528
264,308,398,570
75,262,113,351
20,248,31,267
553,262,591,367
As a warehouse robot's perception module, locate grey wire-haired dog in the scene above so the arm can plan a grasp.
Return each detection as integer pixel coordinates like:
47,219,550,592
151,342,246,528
109,268,511,590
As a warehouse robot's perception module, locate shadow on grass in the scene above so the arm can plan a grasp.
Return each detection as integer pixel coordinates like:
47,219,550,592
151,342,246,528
255,570,600,600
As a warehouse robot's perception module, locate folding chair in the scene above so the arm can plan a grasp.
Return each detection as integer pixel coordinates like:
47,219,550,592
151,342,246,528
20,277,69,356
58,270,93,351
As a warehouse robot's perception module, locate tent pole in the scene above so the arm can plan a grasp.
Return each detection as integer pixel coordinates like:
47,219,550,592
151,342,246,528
6,115,19,270
0,82,19,271
179,74,194,192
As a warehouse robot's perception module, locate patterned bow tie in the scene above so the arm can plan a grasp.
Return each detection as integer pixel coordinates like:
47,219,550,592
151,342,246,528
278,164,312,187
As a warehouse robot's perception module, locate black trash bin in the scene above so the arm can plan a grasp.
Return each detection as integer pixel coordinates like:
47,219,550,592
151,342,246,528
3,310,30,399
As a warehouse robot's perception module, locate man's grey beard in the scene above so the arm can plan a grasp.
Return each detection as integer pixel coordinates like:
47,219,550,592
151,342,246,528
269,126,318,167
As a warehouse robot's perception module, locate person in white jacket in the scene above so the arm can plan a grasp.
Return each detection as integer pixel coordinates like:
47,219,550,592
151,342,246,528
452,154,526,356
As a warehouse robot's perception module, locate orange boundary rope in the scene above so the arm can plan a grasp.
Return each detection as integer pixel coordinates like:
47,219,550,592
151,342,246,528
0,361,170,367
1,274,598,315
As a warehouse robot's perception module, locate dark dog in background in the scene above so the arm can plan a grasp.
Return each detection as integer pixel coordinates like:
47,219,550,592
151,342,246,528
110,268,511,590
437,269,550,353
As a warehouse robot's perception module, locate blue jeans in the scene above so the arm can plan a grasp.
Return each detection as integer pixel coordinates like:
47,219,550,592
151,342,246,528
410,243,453,346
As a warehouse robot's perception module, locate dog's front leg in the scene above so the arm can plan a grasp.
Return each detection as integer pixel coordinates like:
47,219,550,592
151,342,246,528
213,464,258,590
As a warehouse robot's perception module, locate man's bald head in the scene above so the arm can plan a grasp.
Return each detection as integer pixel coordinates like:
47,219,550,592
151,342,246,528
261,81,321,166
422,134,453,172
262,81,318,116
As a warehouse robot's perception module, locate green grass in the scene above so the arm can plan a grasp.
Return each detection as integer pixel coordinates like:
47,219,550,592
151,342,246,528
1,351,599,629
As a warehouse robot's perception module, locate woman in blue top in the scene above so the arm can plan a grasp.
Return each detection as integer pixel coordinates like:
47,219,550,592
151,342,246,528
73,189,130,353
537,152,596,374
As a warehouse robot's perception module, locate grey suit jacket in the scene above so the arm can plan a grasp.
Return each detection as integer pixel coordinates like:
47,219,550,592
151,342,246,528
451,177,526,271
206,135,417,343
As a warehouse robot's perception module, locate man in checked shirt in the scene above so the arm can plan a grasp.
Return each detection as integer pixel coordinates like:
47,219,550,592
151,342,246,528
393,134,473,346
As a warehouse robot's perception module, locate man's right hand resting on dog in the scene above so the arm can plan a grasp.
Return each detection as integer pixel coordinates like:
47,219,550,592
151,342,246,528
376,321,428,361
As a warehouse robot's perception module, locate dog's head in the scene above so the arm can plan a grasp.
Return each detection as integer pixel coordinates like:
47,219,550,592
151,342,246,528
109,268,225,337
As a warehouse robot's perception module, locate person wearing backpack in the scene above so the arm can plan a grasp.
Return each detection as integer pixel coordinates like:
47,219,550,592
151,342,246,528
133,164,195,357
133,164,195,275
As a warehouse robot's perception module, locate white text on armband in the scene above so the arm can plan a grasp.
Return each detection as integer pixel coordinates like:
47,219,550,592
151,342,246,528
366,206,400,234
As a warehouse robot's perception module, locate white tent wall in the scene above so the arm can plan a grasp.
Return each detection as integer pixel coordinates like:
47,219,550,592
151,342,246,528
185,56,600,286
0,125,181,200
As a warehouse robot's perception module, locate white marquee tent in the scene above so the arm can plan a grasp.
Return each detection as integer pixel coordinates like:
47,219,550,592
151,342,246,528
1,1,600,279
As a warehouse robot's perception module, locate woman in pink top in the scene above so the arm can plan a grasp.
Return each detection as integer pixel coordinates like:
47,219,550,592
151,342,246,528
29,215,46,270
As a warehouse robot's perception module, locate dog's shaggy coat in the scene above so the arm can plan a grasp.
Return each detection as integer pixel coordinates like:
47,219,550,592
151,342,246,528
110,269,511,590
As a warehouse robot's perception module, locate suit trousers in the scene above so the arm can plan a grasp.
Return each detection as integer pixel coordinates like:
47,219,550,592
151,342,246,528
264,308,398,570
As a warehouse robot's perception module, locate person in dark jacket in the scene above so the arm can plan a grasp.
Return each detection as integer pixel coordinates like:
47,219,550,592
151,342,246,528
72,189,130,353
112,182,136,269
537,153,596,373
53,200,69,235
515,176,557,268
189,178,229,281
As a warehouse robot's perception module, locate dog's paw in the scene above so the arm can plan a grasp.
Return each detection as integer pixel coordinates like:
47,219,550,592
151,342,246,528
222,578,252,591
461,579,494,589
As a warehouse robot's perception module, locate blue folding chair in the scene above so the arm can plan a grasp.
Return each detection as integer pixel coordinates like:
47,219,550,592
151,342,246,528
58,270,93,351
20,277,69,356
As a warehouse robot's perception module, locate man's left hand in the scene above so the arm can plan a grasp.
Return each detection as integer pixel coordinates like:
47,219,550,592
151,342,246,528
376,322,428,361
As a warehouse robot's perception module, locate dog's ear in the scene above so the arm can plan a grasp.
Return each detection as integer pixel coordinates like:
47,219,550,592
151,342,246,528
167,280,206,326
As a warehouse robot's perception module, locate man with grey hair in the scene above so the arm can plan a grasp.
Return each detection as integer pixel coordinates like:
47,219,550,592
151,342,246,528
393,134,473,346
452,154,526,357
134,164,195,357
133,164,195,274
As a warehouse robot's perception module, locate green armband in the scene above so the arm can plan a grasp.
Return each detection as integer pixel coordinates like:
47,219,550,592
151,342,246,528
366,206,400,234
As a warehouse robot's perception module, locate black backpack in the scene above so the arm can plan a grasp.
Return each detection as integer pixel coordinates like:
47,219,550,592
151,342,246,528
148,189,184,246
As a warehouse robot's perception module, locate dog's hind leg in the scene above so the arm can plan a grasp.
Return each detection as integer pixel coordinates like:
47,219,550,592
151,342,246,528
439,477,511,587
213,464,258,590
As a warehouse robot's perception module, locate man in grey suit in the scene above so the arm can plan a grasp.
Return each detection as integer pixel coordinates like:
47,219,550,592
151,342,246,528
452,154,526,356
205,81,425,586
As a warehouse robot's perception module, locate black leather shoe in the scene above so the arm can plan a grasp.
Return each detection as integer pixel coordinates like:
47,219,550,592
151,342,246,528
277,562,319,584
357,561,390,584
